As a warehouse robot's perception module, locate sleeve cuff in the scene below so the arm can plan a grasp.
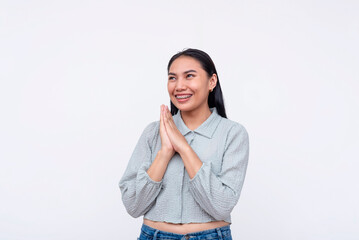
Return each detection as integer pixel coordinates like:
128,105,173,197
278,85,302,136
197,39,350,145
138,161,163,185
189,162,207,182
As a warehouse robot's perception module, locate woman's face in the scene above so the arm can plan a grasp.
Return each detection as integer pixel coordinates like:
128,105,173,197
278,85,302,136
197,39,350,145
167,56,217,113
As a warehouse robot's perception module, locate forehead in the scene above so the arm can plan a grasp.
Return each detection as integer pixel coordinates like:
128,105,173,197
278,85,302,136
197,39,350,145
169,56,203,73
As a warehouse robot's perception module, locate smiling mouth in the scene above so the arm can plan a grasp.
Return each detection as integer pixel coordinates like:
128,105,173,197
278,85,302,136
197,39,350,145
175,94,192,99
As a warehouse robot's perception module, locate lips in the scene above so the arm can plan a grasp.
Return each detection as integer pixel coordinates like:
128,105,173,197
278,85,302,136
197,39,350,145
174,94,192,102
175,94,192,99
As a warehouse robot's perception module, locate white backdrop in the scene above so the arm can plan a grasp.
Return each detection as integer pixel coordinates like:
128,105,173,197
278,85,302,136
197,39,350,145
1,1,358,239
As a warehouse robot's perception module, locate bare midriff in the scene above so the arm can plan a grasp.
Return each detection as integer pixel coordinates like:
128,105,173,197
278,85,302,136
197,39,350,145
143,218,230,235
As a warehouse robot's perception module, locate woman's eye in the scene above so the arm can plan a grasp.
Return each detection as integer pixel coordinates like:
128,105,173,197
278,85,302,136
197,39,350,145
168,76,176,80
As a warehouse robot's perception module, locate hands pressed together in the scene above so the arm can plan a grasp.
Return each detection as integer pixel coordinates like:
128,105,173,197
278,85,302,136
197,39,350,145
146,104,202,180
160,104,189,157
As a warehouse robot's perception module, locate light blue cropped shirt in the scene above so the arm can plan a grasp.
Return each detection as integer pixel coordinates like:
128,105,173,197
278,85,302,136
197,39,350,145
118,107,249,224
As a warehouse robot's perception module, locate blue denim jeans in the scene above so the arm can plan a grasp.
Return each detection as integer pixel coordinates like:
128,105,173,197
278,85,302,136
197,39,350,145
137,223,233,240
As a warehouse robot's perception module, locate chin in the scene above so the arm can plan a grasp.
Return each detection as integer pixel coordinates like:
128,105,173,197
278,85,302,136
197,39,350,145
172,105,185,111
176,106,196,113
171,100,198,113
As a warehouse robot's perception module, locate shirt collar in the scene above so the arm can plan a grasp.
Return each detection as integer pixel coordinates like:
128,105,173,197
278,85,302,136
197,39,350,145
173,107,222,139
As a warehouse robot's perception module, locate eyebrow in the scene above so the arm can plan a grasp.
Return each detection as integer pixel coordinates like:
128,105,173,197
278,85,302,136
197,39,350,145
168,70,197,76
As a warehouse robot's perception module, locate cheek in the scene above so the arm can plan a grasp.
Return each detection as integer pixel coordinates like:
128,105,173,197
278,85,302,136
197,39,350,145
167,83,174,94
192,83,207,96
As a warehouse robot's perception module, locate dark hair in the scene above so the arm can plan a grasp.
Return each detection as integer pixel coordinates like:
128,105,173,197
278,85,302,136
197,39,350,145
167,48,227,118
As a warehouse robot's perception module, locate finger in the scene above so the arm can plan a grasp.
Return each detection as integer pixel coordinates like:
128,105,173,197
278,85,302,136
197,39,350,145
161,105,168,132
162,106,169,128
165,106,175,129
161,105,168,131
164,108,175,136
160,105,163,126
163,106,170,125
166,107,175,124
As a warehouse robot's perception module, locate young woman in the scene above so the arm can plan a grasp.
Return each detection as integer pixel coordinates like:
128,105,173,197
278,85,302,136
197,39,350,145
119,48,249,240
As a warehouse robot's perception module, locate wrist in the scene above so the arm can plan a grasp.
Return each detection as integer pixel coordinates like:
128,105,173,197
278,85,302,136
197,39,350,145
177,142,191,156
159,148,175,160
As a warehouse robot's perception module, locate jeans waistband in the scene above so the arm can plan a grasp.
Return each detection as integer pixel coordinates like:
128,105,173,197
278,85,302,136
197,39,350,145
140,223,231,239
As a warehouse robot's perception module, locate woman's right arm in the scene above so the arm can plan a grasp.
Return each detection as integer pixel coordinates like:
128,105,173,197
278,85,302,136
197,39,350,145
119,105,175,218
118,121,168,218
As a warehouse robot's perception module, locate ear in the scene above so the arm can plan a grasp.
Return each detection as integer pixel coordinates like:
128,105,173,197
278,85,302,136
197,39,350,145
209,73,218,90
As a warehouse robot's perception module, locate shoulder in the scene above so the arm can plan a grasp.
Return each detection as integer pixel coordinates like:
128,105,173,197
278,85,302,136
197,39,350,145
217,118,249,148
141,120,160,140
143,120,159,131
219,117,249,137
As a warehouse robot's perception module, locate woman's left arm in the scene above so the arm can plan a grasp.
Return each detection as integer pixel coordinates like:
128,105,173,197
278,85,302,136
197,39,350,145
163,107,249,220
184,123,249,220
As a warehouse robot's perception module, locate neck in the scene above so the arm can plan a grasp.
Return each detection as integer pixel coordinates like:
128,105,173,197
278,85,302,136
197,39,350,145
180,106,212,131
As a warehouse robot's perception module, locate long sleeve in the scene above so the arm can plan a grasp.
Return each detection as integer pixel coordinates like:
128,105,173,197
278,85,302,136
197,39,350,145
188,123,249,220
118,121,163,218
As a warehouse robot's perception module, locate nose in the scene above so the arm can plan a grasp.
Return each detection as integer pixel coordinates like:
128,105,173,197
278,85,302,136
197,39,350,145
175,77,187,91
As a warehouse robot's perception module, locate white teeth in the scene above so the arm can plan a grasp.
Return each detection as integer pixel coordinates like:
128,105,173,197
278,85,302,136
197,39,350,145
176,95,192,99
